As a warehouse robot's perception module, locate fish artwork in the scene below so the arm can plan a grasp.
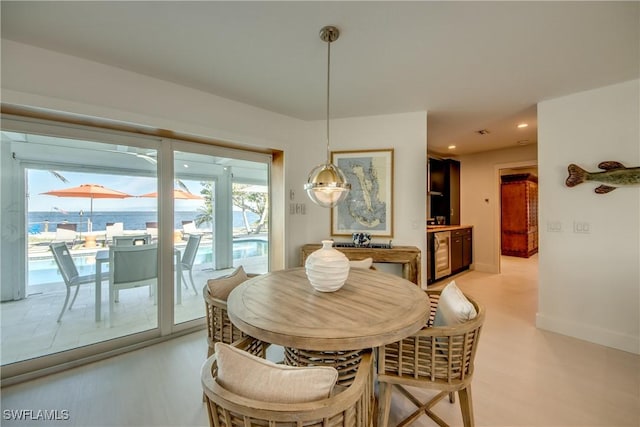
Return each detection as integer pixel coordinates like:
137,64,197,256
565,161,640,194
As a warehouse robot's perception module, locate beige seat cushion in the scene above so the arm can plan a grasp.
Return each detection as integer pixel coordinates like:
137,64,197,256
215,342,338,403
206,266,248,300
433,280,477,326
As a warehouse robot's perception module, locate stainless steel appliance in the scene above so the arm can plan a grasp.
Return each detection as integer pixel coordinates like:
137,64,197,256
433,231,451,280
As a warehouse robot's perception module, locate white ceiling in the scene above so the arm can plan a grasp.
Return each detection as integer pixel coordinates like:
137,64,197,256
1,1,638,155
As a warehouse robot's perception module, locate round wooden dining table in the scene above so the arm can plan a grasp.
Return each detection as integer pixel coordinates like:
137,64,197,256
227,267,430,383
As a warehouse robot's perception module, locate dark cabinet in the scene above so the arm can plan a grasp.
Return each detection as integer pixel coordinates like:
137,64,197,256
426,232,433,284
428,158,460,225
451,227,472,274
462,231,472,267
501,174,538,258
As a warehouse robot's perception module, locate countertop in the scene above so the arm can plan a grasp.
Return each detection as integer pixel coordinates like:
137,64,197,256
426,225,473,232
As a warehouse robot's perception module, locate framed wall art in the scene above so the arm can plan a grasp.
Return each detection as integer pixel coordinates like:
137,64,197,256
331,149,394,237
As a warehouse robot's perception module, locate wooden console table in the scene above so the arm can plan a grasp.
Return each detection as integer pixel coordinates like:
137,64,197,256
301,244,421,286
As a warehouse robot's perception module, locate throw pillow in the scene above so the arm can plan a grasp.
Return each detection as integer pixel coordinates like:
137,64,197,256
207,266,248,301
433,280,477,327
349,257,373,269
215,342,338,403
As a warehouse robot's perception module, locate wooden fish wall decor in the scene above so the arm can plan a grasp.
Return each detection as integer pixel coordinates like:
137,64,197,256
566,161,640,194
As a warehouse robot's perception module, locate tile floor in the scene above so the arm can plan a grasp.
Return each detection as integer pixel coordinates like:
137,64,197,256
1,255,639,427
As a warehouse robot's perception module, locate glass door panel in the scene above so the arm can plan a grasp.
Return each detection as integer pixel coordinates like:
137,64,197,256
1,130,159,365
173,149,270,325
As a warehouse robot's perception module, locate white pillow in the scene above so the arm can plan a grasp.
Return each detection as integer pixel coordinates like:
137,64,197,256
215,342,338,403
349,257,373,269
433,280,477,326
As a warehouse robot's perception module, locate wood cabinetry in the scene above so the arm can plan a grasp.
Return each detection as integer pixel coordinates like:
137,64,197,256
301,244,421,286
426,226,472,284
428,158,460,225
451,228,472,274
501,174,538,258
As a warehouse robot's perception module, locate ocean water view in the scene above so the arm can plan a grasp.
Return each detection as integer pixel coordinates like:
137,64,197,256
28,210,259,233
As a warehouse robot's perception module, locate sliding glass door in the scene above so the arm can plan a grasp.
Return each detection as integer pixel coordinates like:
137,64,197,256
172,144,269,325
0,117,271,377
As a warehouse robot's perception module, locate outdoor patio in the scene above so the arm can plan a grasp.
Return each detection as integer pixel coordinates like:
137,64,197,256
1,245,267,366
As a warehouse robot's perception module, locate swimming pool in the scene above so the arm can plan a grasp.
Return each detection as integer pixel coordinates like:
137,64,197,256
28,238,268,286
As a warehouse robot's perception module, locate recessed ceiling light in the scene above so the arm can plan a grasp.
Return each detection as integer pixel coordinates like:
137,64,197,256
517,123,528,128
183,164,189,168
448,145,456,150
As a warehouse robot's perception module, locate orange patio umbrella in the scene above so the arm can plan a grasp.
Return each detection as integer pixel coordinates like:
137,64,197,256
41,184,133,231
139,189,203,200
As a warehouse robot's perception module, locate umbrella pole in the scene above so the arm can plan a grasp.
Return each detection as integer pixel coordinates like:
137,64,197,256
89,198,93,233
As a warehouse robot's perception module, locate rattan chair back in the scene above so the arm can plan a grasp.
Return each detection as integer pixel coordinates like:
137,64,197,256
377,289,485,427
201,337,374,427
203,286,246,358
202,273,258,358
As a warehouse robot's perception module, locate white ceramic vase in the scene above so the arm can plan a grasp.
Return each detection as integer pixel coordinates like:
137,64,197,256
305,240,350,292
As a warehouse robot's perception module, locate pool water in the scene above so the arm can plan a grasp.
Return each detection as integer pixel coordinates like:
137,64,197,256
29,239,268,286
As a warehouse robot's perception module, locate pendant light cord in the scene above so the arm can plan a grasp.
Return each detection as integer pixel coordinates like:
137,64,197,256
326,37,331,164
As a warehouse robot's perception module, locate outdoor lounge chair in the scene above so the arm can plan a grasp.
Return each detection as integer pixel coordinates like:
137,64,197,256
53,223,79,247
105,222,124,245
49,242,95,322
145,221,158,242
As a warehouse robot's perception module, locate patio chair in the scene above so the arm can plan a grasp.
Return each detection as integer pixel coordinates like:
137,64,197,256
377,286,485,427
201,336,374,427
108,243,158,326
112,234,151,246
180,234,202,295
49,242,95,322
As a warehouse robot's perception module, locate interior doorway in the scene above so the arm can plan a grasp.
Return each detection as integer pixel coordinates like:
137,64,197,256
494,160,538,274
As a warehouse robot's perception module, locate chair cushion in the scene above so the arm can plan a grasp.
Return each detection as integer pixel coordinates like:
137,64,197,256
349,257,373,269
215,342,338,403
433,280,477,326
207,266,248,301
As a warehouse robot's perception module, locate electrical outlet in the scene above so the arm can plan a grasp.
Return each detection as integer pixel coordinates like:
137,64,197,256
546,221,562,232
289,203,296,215
300,203,306,215
573,221,590,234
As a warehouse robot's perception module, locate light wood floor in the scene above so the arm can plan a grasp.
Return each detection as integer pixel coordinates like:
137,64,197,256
1,255,639,426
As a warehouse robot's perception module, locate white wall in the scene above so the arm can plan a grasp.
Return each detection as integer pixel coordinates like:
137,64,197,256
290,113,428,272
1,40,428,281
458,144,538,273
537,79,640,354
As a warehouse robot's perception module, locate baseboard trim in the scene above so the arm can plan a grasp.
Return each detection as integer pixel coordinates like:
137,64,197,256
536,313,640,355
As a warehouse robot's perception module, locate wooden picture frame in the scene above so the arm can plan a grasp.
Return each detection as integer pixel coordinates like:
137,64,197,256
331,149,394,237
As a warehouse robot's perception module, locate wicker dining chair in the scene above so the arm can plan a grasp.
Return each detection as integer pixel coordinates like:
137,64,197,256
201,336,374,427
203,268,258,358
377,289,485,427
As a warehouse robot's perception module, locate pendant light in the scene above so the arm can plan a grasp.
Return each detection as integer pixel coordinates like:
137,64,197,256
304,25,351,208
